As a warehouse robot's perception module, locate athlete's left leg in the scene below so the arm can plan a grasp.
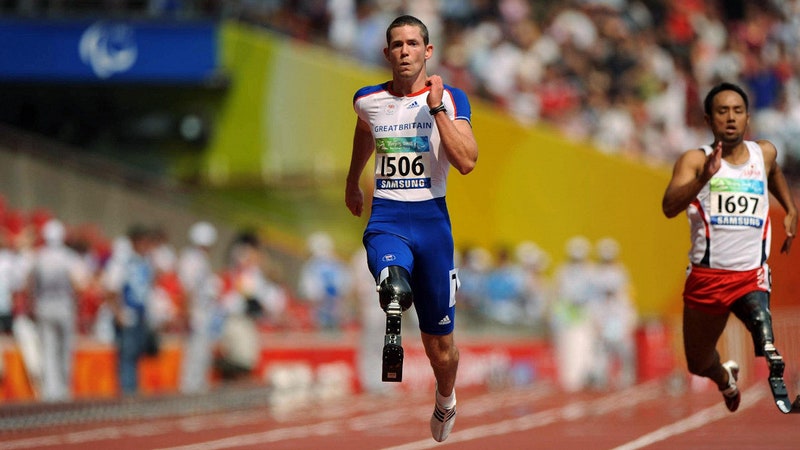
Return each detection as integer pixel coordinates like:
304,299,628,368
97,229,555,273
730,290,785,389
730,290,775,356
731,290,795,413
423,331,459,442
422,331,459,398
414,252,460,440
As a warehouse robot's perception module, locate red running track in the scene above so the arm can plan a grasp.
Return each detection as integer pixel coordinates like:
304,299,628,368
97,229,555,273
1,375,797,450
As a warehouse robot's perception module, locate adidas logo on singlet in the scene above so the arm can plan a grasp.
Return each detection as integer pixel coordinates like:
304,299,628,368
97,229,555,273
407,100,420,109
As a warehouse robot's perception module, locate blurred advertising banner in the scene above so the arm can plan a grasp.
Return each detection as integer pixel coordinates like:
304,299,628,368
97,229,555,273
0,19,219,83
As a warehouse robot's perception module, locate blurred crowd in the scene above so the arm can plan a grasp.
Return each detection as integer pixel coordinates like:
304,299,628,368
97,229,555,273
457,235,637,391
229,0,800,180
0,194,297,400
0,191,636,398
5,1,800,179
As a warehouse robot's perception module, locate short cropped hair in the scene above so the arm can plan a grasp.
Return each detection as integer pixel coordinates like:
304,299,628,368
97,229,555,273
386,15,429,46
704,82,749,115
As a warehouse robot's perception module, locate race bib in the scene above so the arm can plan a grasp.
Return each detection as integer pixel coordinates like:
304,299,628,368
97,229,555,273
709,178,766,228
374,136,432,190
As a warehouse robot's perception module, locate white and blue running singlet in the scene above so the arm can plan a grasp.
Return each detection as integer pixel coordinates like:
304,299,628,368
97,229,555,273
687,140,771,271
353,81,472,202
353,82,471,335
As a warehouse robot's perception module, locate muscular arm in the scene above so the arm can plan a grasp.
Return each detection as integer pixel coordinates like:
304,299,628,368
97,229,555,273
434,114,478,175
345,117,375,217
662,145,721,218
760,139,798,253
426,75,478,175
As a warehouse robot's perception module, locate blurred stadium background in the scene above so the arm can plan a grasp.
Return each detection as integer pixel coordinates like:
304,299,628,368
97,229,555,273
1,0,800,432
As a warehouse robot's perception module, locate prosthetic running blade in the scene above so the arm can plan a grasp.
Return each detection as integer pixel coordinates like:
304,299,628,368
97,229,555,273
382,305,403,382
769,376,792,413
765,349,798,414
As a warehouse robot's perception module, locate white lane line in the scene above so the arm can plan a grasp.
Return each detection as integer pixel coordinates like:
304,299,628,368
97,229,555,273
381,381,664,450
149,385,558,450
0,410,267,450
0,390,418,450
1,381,670,450
610,384,769,450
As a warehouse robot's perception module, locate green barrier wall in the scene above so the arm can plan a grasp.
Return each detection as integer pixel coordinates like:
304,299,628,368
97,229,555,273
207,22,690,317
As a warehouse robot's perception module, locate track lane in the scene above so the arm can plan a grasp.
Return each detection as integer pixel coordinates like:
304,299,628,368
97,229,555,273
2,377,797,450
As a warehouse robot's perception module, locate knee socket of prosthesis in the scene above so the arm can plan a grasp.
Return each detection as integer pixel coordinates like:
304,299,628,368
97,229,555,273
731,292,775,357
378,266,413,312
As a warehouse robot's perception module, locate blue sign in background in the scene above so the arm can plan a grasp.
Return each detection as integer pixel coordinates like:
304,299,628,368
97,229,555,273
0,19,219,83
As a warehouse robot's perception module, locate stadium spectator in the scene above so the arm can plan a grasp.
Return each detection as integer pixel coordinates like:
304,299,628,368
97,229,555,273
550,235,598,392
95,235,134,344
482,245,528,326
591,237,637,390
0,230,22,334
107,224,158,396
216,230,288,379
150,230,184,333
454,245,491,325
297,231,352,330
515,240,552,336
178,221,221,394
27,219,89,401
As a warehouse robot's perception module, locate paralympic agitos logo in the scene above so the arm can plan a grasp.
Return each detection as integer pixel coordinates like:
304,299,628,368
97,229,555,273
79,21,138,79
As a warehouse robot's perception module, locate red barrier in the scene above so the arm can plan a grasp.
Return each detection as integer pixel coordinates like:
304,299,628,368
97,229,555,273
635,319,678,382
4,329,678,403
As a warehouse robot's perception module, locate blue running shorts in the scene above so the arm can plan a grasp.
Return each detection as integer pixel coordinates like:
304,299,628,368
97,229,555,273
363,197,458,335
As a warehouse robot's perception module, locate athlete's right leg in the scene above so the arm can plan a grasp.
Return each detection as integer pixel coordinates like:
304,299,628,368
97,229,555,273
682,305,730,385
683,306,741,412
683,305,741,410
378,265,413,382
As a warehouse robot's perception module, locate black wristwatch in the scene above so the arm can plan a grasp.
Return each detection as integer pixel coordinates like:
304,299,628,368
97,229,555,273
429,104,447,116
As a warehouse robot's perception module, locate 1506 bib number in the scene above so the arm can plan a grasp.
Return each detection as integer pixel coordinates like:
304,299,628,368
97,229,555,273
380,155,425,177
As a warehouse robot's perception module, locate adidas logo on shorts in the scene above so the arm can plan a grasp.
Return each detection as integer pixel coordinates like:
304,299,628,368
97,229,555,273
438,315,451,326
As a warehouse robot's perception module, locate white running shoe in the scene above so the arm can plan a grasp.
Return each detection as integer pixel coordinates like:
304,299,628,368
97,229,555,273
720,360,740,412
430,401,457,442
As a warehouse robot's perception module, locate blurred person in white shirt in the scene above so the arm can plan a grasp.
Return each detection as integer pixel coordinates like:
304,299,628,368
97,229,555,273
27,219,89,401
591,237,637,390
0,230,24,334
298,231,352,330
178,221,221,394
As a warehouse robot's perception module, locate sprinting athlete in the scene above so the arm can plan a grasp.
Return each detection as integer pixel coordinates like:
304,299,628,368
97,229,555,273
662,82,798,413
345,15,478,442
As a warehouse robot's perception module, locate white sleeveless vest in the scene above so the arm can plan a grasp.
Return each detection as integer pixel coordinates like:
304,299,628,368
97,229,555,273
686,140,771,270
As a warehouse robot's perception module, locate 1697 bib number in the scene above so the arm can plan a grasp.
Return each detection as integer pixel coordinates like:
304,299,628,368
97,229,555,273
716,193,759,215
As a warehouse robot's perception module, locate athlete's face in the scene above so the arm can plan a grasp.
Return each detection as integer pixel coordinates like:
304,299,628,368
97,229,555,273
384,25,432,80
706,90,750,145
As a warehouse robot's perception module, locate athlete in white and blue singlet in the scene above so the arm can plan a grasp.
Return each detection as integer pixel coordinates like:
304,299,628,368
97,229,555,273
345,15,477,442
